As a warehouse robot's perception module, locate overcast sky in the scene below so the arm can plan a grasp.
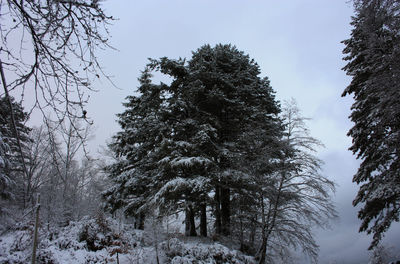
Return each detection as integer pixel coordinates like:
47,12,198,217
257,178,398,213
50,0,400,262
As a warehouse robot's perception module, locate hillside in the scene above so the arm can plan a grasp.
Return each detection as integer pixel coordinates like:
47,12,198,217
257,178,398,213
0,215,255,264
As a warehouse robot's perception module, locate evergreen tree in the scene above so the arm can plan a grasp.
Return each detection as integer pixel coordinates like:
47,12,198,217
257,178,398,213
342,0,400,249
0,130,11,202
103,66,172,228
185,44,282,236
368,244,396,264
105,44,283,237
0,96,31,172
0,96,31,207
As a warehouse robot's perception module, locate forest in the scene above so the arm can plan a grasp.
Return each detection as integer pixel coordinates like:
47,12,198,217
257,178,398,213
1,0,400,263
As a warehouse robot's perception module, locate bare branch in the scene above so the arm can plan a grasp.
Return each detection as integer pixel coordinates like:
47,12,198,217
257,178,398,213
0,0,115,129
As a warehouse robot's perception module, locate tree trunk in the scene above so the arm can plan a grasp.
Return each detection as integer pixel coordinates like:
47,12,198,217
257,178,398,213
214,186,222,234
137,212,145,230
257,194,268,264
239,215,243,246
249,215,256,249
31,195,40,264
189,205,197,236
258,173,284,263
185,208,190,236
239,213,245,252
200,203,207,237
258,236,267,264
220,187,230,236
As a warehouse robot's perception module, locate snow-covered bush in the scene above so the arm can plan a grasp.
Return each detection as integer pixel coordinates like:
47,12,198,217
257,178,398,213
78,213,129,252
162,237,255,264
0,229,32,263
0,216,145,263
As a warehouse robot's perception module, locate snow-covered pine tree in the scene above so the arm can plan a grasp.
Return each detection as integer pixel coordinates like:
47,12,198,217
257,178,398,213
106,44,284,238
0,130,11,202
154,44,283,237
0,130,13,229
103,67,170,229
185,44,283,236
0,96,31,209
368,244,396,264
105,58,218,234
151,56,219,236
342,0,400,249
0,96,31,173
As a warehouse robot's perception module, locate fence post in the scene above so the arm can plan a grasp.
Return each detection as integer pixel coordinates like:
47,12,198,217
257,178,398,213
31,194,40,264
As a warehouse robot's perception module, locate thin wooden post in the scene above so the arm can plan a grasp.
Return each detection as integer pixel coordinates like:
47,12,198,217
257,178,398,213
31,194,40,264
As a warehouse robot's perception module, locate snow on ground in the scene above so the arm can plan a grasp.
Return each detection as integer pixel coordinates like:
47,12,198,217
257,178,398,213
163,237,254,264
0,216,255,263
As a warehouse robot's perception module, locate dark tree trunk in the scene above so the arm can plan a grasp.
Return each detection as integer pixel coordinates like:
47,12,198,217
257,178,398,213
259,171,284,262
200,203,207,237
258,236,267,264
249,215,256,249
239,214,244,250
214,186,222,234
220,187,230,236
137,212,145,230
258,196,267,264
189,205,197,236
185,208,190,236
185,205,197,236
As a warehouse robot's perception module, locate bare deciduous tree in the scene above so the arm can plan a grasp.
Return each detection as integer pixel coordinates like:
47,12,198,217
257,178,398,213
1,0,115,121
257,99,337,264
31,118,105,227
0,1,115,203
22,126,52,209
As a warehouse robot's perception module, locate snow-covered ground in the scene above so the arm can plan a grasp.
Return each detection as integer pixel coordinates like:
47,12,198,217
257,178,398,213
0,216,254,263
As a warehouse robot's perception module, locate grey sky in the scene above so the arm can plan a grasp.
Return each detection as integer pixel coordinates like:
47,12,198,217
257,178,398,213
31,0,400,262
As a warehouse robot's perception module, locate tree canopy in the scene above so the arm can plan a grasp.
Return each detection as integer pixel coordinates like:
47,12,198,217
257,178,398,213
104,44,283,227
